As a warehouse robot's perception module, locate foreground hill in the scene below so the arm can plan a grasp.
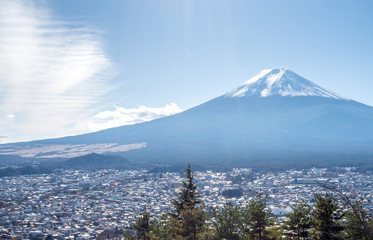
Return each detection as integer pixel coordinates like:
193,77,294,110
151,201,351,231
2,68,373,168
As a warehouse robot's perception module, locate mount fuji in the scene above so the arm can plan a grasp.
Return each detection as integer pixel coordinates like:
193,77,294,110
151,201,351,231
2,68,373,168
225,68,346,99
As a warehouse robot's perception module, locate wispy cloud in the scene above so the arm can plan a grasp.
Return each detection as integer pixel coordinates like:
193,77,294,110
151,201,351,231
0,0,113,143
88,103,183,131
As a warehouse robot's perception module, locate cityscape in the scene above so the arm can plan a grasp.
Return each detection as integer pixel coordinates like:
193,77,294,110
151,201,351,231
0,167,371,239
1,1,373,239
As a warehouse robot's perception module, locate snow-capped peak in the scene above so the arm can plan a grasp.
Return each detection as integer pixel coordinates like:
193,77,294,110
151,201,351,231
225,68,347,99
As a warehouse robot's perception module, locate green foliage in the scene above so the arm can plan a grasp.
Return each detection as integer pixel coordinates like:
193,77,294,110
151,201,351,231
125,209,173,240
171,163,202,215
169,163,206,240
133,206,153,240
125,166,373,240
147,215,174,240
266,225,284,240
284,200,311,239
169,205,206,239
212,202,243,240
242,193,273,240
341,199,373,240
311,193,343,240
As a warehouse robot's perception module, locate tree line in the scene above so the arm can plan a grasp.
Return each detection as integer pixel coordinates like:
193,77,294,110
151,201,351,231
123,164,373,240
0,166,52,178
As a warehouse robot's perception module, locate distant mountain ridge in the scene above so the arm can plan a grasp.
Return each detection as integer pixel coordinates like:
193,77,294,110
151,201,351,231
0,166,52,178
2,68,373,168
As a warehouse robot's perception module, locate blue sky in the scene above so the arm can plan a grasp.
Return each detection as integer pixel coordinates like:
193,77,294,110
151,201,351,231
1,0,373,142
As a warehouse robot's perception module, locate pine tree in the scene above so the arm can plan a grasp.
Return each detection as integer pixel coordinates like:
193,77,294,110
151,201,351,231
341,199,373,240
171,163,201,215
169,163,205,240
147,214,174,240
311,193,343,240
212,202,243,240
318,183,373,240
284,200,311,240
242,193,273,240
132,206,153,240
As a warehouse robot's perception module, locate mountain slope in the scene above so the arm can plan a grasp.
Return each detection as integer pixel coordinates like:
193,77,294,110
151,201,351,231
2,68,373,167
53,153,130,169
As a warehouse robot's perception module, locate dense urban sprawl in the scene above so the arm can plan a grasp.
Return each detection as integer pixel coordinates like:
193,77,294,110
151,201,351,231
0,167,372,239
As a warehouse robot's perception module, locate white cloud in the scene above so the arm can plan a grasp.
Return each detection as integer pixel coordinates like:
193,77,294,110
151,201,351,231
0,0,114,143
88,103,183,131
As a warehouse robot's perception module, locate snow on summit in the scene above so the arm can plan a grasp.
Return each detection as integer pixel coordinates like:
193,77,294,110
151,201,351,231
225,68,347,99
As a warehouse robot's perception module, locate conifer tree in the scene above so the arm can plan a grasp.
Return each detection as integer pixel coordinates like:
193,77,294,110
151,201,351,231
147,214,174,240
311,193,343,240
320,184,373,240
132,206,153,240
212,202,243,240
171,163,201,215
242,193,273,240
169,163,205,240
284,200,311,240
341,199,373,240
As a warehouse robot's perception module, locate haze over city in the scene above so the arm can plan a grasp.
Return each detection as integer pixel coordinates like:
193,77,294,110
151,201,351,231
1,1,373,240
